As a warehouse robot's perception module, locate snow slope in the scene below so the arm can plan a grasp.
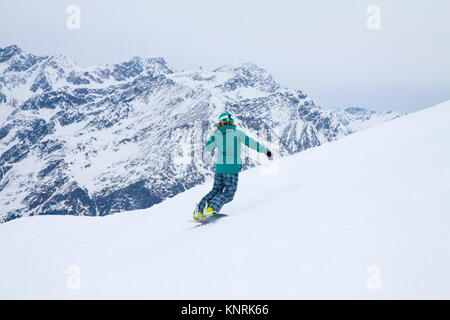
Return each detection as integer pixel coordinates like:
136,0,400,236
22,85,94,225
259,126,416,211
0,100,449,299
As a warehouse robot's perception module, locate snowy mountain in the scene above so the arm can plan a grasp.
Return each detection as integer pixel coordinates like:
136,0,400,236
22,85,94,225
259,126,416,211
0,100,448,299
0,44,402,223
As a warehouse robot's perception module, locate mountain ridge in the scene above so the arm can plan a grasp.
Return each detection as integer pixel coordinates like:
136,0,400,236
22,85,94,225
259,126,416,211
0,45,403,222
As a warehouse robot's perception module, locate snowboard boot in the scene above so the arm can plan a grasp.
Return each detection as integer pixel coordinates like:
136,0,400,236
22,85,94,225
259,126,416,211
193,212,207,221
205,206,217,217
193,203,206,221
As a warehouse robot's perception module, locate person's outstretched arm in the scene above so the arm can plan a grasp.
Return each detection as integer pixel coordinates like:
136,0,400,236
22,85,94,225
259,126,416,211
239,130,272,159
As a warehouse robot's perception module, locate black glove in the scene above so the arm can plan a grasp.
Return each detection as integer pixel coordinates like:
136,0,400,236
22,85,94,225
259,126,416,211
267,151,273,160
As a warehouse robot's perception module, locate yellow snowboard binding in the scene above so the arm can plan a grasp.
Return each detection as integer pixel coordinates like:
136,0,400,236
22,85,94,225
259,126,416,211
193,211,206,221
193,205,216,221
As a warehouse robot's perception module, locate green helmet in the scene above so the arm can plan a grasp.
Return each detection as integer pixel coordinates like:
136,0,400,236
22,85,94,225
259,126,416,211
218,112,234,124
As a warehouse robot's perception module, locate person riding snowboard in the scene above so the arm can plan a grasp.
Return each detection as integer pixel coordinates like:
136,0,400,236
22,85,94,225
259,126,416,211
194,112,273,220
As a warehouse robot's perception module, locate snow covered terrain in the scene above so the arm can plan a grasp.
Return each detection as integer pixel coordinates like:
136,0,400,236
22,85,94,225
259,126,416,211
0,100,448,299
0,45,403,223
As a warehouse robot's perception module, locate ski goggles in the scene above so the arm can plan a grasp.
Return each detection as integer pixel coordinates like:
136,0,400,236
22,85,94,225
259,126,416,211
217,121,236,128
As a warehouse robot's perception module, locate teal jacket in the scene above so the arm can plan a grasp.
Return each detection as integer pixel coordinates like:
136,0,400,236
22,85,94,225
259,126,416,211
206,124,268,174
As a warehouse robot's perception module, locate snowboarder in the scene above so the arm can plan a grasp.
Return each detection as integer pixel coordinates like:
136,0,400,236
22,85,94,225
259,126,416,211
194,112,273,220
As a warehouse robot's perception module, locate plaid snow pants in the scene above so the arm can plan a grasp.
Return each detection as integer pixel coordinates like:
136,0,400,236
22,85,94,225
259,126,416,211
198,173,239,213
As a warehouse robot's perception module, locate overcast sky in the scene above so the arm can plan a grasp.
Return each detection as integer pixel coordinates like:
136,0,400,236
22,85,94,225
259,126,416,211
1,0,449,112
